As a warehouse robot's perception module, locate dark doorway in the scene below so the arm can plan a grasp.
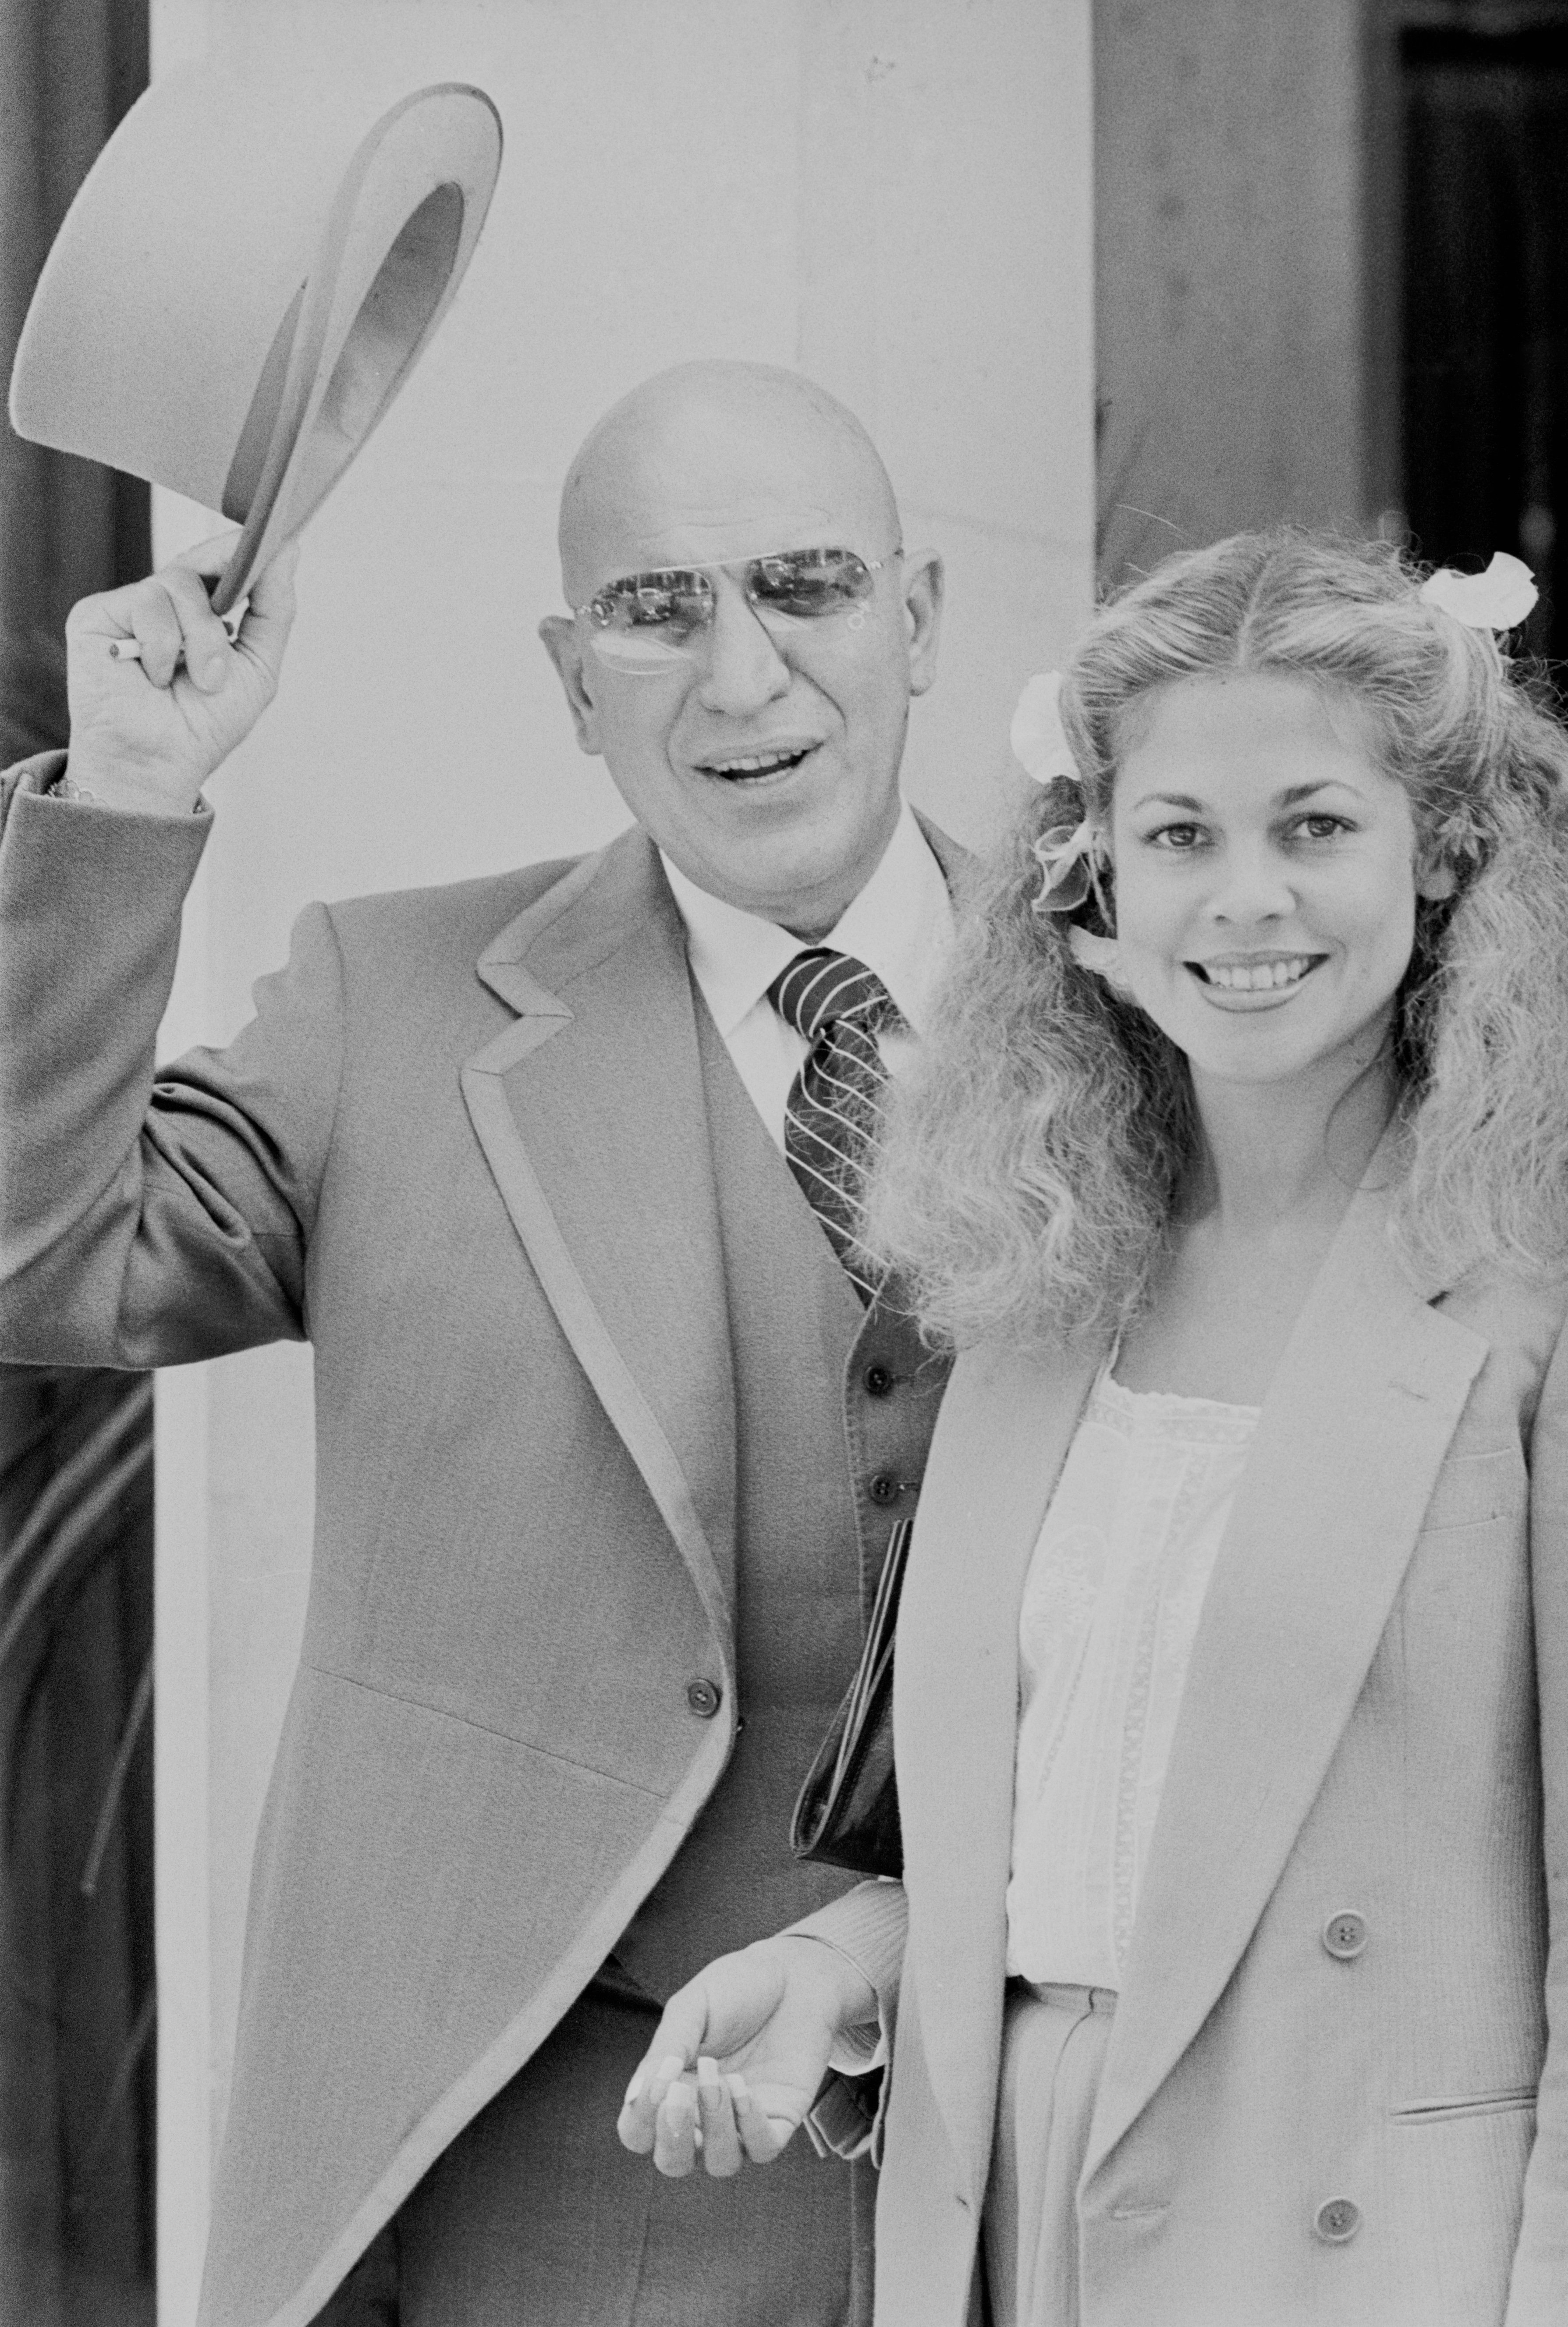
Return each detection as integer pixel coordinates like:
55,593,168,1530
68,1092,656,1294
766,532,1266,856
1401,16,1568,657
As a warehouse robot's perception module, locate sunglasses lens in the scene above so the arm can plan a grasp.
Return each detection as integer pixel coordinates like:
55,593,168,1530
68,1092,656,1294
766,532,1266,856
750,548,875,619
586,571,713,668
580,549,881,669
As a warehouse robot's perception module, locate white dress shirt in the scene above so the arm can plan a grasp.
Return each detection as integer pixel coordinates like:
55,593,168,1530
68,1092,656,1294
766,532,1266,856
1006,1364,1259,1991
660,804,954,1150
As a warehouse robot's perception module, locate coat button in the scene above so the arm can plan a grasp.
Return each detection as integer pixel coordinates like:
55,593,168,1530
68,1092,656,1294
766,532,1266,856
685,1678,721,1718
1322,1910,1368,1960
1314,2197,1361,2244
864,1364,894,1397
868,1472,900,1505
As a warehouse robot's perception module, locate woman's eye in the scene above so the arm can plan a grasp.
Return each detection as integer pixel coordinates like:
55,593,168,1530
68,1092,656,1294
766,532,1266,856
1291,813,1352,842
1146,821,1205,850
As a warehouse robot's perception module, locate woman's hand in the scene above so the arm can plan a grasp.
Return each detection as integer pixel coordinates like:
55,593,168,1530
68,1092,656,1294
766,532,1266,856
61,531,299,815
617,1934,876,2178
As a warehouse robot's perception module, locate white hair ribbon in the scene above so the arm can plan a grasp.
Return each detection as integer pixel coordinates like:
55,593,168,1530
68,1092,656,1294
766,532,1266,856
1011,669,1109,918
1010,670,1077,784
1418,552,1537,631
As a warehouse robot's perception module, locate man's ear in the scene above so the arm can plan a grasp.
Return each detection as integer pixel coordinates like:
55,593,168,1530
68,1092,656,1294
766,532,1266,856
902,550,944,699
539,615,604,755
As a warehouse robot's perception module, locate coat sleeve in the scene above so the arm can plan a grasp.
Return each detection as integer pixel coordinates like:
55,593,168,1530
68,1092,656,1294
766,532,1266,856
0,757,343,1369
1509,1318,1568,2318
788,1877,909,2162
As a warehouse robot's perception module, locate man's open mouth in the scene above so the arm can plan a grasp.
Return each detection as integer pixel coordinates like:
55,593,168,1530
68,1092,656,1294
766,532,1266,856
698,744,816,781
1187,953,1327,992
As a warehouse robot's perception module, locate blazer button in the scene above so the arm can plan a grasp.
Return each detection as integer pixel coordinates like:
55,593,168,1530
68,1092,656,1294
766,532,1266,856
685,1678,721,1719
1313,2197,1361,2244
1322,1910,1368,1960
868,1472,900,1505
864,1364,894,1397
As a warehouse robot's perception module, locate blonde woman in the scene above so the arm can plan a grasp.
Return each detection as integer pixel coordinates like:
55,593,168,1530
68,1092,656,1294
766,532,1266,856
617,533,1568,2326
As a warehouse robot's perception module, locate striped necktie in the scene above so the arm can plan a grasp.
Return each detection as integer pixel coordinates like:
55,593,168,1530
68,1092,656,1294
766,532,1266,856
767,948,903,1303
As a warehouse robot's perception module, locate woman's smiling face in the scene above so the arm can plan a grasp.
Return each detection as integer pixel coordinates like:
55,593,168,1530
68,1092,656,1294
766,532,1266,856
1105,671,1444,1089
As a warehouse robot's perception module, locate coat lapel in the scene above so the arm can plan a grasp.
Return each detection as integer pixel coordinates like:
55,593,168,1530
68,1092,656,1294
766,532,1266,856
460,828,737,1650
1082,1178,1488,2182
894,1327,1108,2196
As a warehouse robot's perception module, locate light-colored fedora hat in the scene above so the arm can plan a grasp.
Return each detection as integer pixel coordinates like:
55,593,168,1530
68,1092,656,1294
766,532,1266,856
9,63,502,613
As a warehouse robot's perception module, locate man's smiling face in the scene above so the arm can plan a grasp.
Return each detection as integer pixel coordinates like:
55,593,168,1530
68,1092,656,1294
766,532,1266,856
541,363,941,939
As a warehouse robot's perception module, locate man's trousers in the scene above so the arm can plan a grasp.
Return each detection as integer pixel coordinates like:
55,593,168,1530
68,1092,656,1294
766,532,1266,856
312,1979,874,2326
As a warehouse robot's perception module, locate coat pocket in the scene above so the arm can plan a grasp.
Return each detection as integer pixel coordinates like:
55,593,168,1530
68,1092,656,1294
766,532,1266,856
1416,1444,1525,1532
1389,2085,1537,2124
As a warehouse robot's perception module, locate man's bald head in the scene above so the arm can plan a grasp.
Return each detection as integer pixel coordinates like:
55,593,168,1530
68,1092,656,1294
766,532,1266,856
557,360,902,606
539,360,941,938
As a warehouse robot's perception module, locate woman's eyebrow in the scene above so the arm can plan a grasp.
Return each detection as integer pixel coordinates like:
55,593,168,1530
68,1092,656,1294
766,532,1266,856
1129,778,1362,814
1129,789,1208,813
1273,779,1361,806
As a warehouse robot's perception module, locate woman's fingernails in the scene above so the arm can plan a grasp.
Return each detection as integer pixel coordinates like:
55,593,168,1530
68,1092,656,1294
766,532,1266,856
623,2066,646,2107
696,2055,720,2089
656,2053,687,2084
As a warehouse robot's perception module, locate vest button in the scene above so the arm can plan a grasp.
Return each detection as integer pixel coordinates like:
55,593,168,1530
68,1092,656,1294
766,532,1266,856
1322,1910,1368,1960
864,1364,894,1397
868,1472,900,1506
1313,2197,1361,2244
685,1678,721,1719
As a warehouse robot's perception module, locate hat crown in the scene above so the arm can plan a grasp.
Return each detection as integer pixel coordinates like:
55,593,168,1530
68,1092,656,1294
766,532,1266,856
9,64,502,610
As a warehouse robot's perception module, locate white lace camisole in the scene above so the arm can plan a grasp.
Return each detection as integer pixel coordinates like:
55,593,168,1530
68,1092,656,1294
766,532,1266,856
1005,1363,1260,1991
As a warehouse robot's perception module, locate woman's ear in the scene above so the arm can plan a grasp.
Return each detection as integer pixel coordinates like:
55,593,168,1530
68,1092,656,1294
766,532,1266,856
1066,926,1134,991
1415,852,1458,901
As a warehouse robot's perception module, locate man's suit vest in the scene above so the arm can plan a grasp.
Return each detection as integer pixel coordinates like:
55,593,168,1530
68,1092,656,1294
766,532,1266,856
611,995,950,2000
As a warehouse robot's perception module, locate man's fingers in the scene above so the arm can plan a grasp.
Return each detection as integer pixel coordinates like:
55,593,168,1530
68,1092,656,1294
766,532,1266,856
651,2075,700,2176
115,586,188,691
160,564,239,693
170,528,245,584
71,561,234,694
696,2056,742,2178
69,531,292,701
731,2074,795,2165
233,540,300,685
617,2027,702,2154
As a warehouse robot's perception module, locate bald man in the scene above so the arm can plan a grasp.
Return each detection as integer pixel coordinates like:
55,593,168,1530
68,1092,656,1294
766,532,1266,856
0,363,958,2327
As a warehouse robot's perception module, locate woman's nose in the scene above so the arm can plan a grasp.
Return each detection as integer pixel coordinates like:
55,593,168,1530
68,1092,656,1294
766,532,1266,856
693,576,791,715
1208,841,1296,923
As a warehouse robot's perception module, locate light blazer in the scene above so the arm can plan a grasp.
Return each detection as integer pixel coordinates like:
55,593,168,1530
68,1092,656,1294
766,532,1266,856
0,757,961,2327
815,1169,1568,2326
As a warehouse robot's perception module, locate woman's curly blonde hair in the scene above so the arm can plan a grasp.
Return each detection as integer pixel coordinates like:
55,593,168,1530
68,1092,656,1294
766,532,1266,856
870,529,1568,1351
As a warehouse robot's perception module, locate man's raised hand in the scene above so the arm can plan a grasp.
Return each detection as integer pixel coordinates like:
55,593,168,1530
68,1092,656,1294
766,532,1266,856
617,1934,875,2179
61,531,299,814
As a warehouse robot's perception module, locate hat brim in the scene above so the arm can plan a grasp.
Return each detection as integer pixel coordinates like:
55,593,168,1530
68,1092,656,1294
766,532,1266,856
9,71,503,613
212,85,502,612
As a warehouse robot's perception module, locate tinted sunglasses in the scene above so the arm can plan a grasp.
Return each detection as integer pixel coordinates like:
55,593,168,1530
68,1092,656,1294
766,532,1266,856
577,545,898,671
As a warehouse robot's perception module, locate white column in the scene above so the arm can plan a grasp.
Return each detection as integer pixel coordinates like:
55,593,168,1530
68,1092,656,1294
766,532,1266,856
149,5,1095,2316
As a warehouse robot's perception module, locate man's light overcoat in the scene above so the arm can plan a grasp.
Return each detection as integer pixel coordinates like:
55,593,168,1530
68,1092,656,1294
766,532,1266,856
0,757,953,2327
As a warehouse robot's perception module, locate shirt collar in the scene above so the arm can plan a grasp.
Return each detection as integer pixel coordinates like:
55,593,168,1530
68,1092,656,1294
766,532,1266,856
660,803,954,1039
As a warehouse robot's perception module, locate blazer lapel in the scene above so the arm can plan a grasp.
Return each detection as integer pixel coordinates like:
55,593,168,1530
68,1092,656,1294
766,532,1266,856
894,1327,1107,2196
1083,1178,1489,2183
460,828,737,1650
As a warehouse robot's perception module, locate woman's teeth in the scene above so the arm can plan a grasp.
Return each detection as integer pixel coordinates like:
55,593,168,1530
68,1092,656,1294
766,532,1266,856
1198,955,1319,991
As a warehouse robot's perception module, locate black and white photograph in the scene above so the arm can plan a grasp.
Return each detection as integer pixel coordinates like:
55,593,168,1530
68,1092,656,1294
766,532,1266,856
3,4,1568,2324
